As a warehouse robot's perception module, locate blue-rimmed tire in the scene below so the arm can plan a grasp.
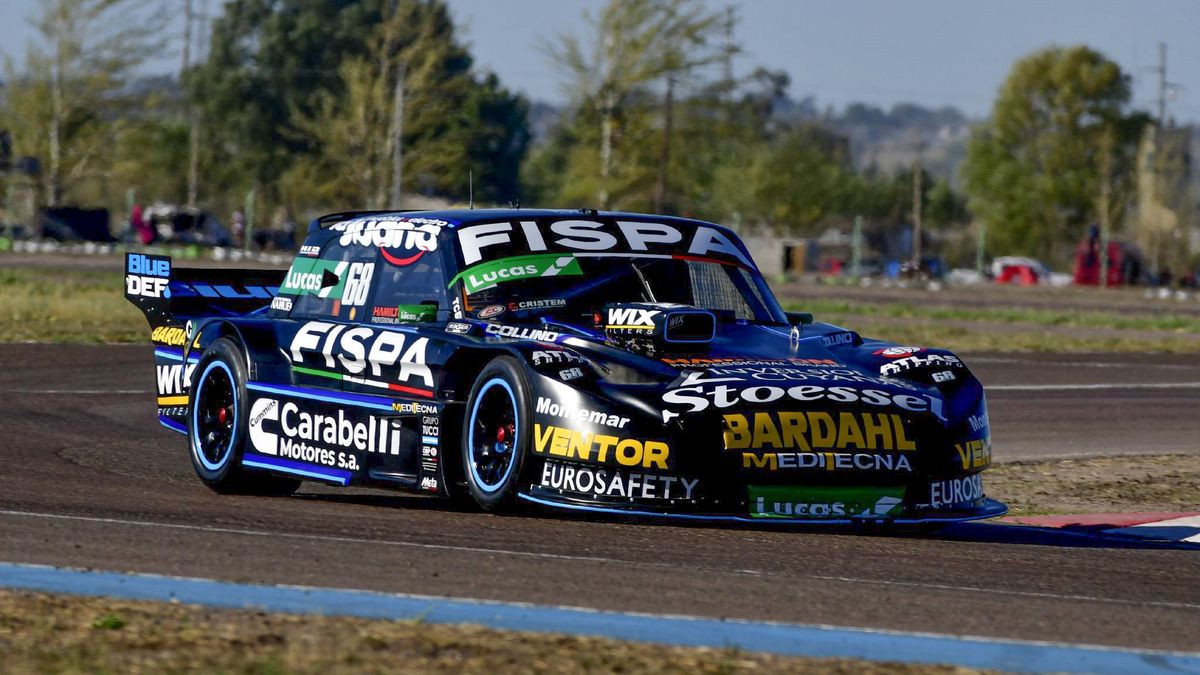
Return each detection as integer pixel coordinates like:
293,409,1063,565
188,337,300,496
462,357,530,511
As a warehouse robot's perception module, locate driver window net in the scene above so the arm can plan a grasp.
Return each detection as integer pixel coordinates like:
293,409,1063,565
688,261,754,320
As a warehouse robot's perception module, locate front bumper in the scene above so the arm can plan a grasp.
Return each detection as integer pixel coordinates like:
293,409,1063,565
518,492,1008,526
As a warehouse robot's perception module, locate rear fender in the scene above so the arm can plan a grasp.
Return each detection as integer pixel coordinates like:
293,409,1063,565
189,319,291,384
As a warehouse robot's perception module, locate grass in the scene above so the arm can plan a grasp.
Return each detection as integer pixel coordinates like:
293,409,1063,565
792,298,1200,333
0,590,976,674
90,613,127,631
0,267,146,343
0,260,1196,352
783,298,1200,353
795,317,1200,353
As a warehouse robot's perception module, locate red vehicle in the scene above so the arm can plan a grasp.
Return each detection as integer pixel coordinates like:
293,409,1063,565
1073,240,1124,286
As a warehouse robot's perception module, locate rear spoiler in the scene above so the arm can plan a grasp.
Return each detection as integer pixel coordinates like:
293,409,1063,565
124,252,287,332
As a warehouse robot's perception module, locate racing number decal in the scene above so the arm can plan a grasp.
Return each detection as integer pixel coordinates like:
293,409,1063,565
343,262,374,306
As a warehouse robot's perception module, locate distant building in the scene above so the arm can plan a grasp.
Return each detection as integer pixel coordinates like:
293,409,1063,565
740,225,819,278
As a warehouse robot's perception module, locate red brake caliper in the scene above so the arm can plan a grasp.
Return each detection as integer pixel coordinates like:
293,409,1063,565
496,423,515,448
217,407,228,424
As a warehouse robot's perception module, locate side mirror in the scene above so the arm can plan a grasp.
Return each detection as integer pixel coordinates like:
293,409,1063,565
786,311,814,326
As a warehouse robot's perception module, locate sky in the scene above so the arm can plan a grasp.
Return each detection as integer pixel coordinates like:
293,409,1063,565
2,0,1199,122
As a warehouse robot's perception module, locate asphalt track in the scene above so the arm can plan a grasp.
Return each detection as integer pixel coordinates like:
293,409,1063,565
0,345,1197,654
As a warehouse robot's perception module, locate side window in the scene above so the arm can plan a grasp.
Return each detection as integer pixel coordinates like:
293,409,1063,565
366,254,449,325
278,239,379,322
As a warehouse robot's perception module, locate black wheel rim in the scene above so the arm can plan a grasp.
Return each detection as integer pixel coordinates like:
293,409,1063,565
193,362,236,470
468,378,518,493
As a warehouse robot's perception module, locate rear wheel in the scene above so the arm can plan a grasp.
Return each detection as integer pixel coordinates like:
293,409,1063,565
462,357,530,511
188,337,300,496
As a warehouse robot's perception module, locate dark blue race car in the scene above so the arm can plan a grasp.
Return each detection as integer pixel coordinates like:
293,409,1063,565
124,209,1004,525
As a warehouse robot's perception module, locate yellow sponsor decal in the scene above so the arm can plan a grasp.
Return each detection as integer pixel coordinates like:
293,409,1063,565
723,411,916,452
151,325,199,348
151,325,187,346
533,424,670,470
157,395,190,405
954,438,991,470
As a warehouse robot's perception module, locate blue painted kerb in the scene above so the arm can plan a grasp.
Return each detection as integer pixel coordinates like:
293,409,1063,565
1,562,1196,675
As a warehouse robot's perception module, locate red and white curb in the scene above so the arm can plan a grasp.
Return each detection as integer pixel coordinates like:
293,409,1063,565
1004,512,1200,544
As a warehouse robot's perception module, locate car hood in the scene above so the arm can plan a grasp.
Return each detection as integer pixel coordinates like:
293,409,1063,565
538,321,954,425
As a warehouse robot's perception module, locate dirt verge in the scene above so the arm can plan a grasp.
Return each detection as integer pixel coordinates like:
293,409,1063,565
0,590,982,674
989,453,1200,516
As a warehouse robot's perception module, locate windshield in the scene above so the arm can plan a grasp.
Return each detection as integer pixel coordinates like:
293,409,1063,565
459,256,788,325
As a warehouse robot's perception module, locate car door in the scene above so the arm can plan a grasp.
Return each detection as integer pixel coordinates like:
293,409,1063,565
339,240,452,487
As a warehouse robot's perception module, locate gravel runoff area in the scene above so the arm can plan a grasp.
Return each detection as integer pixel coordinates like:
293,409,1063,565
988,453,1200,517
0,590,983,675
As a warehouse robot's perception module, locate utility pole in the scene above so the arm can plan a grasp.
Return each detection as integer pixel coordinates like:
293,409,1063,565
389,61,405,209
722,6,735,105
1156,42,1168,129
911,145,924,270
1150,42,1186,276
181,0,190,99
598,90,615,209
975,221,986,276
183,0,199,209
243,188,255,252
48,10,66,207
851,215,863,278
654,75,674,212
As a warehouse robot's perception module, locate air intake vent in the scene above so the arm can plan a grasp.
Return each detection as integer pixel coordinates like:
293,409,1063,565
663,309,715,343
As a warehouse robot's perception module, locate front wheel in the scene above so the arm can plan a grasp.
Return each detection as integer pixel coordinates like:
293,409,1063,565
188,337,300,496
461,357,530,511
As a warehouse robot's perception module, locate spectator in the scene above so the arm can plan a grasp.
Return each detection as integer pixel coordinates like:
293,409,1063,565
131,204,154,245
231,209,245,247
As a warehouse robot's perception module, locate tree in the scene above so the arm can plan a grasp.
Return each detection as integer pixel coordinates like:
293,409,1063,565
0,0,164,207
711,122,856,232
189,0,389,200
193,0,528,208
541,0,728,209
461,72,531,205
962,46,1143,264
925,178,969,229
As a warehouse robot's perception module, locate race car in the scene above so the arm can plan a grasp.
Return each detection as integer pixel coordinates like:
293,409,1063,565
124,209,1004,524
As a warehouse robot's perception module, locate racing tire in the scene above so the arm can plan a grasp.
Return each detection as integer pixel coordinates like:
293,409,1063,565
188,337,301,496
461,356,531,511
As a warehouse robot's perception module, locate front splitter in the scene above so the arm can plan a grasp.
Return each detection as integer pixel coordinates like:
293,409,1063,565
518,494,1008,526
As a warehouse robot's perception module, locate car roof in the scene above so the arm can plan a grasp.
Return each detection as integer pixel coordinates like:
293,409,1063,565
312,208,737,238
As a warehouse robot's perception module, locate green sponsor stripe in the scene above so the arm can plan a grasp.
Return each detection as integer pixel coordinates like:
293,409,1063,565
280,257,317,295
281,258,347,297
748,485,905,519
396,304,437,322
292,366,343,381
449,254,583,293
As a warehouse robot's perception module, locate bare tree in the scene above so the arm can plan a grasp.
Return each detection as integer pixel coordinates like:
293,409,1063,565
545,0,727,208
15,0,164,206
